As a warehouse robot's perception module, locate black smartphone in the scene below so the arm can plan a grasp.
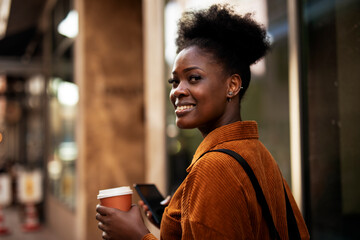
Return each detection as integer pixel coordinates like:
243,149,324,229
134,184,166,225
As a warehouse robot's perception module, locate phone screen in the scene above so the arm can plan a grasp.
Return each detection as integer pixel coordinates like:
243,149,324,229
134,184,166,225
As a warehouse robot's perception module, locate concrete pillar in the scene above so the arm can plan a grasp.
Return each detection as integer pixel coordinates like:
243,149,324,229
75,0,144,239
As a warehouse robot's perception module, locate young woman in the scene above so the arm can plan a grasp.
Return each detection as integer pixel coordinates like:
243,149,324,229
96,4,309,240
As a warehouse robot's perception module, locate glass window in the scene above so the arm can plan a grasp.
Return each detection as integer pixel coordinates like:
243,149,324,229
47,0,77,209
302,0,360,239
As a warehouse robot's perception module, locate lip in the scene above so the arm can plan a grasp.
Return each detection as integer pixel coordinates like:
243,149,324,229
174,103,196,116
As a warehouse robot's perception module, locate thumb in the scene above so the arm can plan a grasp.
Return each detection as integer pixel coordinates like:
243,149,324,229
160,195,171,205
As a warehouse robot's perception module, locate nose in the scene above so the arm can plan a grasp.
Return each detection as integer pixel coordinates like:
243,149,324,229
170,81,189,99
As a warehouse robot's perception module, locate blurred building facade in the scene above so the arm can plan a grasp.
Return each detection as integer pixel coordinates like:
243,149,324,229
0,0,359,239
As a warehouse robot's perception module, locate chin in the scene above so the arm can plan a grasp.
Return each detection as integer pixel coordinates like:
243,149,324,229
176,120,197,129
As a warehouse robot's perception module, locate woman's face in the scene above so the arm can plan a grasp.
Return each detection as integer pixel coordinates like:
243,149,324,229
169,46,231,135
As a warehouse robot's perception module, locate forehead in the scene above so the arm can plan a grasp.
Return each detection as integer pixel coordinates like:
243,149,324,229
172,46,219,73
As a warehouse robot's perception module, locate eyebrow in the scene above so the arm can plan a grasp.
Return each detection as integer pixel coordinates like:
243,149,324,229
172,66,203,75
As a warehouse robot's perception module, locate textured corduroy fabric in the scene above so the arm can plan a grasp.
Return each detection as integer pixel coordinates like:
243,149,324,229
143,121,309,240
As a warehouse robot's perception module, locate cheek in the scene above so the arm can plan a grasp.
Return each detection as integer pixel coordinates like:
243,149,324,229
196,87,227,113
169,89,174,101
195,85,225,103
169,89,175,103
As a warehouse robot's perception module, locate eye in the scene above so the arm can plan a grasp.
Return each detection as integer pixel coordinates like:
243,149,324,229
168,78,179,87
189,75,201,82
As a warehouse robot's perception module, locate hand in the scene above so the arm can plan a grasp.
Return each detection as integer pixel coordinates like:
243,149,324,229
138,195,171,229
96,204,149,240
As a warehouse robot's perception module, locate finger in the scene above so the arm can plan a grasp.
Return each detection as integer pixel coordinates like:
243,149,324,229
102,231,109,240
96,204,108,215
95,213,103,222
145,211,155,225
145,211,160,228
142,205,149,212
138,201,149,211
98,221,107,231
130,204,141,216
160,195,171,205
98,205,117,216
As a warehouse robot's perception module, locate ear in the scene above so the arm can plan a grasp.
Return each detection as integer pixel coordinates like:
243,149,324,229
226,74,242,99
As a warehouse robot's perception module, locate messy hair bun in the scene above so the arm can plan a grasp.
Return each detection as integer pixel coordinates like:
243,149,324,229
176,4,270,99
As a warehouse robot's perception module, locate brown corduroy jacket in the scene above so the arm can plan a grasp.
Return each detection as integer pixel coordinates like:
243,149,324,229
143,121,309,240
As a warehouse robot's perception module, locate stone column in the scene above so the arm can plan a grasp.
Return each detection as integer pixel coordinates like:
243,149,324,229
75,0,144,239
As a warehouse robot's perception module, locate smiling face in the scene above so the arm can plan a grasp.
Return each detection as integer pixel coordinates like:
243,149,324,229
169,46,239,136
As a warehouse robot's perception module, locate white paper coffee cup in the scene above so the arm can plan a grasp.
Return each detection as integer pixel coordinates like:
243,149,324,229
97,186,133,211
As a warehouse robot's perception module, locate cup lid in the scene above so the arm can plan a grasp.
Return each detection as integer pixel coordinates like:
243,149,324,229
97,186,133,199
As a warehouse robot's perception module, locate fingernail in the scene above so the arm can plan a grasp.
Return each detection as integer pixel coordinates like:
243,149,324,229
160,195,171,205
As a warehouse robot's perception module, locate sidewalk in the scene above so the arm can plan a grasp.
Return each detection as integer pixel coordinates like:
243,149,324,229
1,206,59,240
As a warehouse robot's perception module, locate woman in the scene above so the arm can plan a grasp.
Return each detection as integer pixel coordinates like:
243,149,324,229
96,4,309,240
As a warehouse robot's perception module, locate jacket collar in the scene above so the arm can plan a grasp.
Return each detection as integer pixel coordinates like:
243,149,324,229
187,121,259,172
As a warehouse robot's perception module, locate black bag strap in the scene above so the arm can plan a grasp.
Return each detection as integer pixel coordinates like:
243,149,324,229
284,185,301,240
200,149,300,240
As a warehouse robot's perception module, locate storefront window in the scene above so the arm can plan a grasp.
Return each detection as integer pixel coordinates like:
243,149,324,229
47,0,77,209
47,78,78,209
302,0,360,238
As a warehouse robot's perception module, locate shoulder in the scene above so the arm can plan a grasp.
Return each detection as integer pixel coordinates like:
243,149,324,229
180,150,258,238
190,150,246,182
183,150,252,206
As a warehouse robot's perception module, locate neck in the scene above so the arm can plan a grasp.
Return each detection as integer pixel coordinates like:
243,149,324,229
198,100,242,138
199,114,241,138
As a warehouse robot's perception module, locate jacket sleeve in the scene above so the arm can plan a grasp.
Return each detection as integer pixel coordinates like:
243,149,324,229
283,180,310,240
142,233,158,240
181,219,232,239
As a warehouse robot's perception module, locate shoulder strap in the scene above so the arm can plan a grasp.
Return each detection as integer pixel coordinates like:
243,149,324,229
203,149,301,240
205,149,281,240
284,185,301,240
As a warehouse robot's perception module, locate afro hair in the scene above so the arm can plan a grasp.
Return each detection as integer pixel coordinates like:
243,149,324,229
175,4,270,98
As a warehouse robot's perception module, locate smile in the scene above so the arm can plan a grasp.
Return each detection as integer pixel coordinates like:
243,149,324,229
175,105,195,114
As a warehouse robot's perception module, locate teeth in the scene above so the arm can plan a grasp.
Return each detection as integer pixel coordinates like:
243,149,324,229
177,105,194,111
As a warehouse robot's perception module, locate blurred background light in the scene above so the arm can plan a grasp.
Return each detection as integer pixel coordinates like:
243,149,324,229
57,10,78,38
0,75,6,93
164,1,181,66
166,124,179,138
47,159,62,180
58,142,77,162
27,75,45,95
57,81,79,106
0,0,12,39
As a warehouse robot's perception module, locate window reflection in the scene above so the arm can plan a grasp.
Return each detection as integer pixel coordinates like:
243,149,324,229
47,78,77,209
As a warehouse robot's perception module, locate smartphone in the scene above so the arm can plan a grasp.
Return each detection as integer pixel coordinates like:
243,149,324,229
134,184,166,225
